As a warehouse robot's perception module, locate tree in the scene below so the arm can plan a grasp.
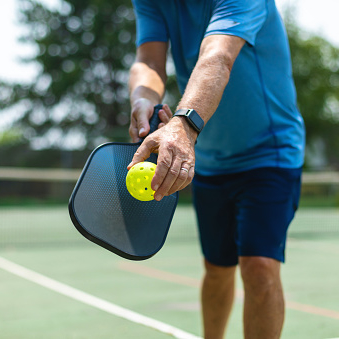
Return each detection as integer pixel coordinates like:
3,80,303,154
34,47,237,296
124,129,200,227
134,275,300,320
285,15,339,169
1,0,140,149
0,1,338,169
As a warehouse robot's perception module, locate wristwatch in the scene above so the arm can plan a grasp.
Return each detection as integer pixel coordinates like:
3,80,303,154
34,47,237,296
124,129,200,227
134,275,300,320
173,109,204,134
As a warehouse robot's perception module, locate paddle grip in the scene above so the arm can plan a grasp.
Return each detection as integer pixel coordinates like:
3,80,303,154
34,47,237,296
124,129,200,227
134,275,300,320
148,104,163,135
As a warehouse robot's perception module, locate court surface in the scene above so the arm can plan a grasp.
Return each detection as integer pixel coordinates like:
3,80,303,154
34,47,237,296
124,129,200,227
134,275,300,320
0,205,339,338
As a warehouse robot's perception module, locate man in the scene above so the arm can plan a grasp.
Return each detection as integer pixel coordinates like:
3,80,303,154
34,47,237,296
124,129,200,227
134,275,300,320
127,1,305,338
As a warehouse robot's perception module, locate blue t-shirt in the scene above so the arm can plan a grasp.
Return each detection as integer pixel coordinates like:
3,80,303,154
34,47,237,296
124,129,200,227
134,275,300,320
132,0,305,175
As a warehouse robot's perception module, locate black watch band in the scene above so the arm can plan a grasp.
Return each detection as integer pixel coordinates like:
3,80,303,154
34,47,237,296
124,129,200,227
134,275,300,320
173,109,204,134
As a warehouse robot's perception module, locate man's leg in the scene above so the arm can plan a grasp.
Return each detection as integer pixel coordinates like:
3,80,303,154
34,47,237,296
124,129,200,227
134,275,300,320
239,256,284,339
202,259,237,339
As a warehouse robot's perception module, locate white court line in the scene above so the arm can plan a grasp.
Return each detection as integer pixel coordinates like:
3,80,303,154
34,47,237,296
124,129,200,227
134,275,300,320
0,256,202,339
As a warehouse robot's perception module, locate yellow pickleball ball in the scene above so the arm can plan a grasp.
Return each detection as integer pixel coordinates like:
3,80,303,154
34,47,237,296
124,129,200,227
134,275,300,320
126,161,157,201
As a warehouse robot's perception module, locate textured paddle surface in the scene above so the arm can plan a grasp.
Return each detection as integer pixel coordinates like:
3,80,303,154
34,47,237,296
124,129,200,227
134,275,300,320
70,142,178,260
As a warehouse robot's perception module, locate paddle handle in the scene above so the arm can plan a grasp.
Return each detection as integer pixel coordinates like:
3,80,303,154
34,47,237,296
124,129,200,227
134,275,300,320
149,104,163,135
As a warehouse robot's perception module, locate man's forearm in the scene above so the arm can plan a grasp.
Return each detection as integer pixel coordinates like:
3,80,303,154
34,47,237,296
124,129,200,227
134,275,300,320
129,61,166,107
177,53,230,124
176,35,245,125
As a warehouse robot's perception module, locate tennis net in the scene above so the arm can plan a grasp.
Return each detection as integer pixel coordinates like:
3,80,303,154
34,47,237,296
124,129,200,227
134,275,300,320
0,167,338,247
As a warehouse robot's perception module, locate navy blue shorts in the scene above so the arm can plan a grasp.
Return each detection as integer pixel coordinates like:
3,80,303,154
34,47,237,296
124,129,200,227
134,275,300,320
192,167,302,266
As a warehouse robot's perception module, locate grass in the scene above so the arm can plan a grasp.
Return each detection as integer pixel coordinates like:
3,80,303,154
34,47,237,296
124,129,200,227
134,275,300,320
0,205,338,338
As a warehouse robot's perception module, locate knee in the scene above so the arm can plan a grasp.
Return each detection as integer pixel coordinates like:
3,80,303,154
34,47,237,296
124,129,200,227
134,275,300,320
204,259,236,284
240,257,281,294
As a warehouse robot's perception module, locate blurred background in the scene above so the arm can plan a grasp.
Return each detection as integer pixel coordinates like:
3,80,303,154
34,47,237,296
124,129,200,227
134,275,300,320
0,1,338,338
0,0,338,206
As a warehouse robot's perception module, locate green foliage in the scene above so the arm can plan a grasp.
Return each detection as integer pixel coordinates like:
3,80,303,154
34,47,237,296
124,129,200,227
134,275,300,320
0,0,138,148
0,129,24,146
286,17,339,168
0,1,338,170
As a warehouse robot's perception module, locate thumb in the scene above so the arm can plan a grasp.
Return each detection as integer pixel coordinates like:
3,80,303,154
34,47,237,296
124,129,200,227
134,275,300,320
137,117,150,139
127,141,152,170
131,98,154,140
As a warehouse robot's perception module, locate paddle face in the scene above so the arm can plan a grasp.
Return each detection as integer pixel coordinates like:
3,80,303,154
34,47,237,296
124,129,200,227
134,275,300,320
69,105,179,260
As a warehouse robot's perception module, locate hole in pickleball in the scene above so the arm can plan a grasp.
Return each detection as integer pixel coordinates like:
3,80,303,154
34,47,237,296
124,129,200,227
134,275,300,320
145,187,147,190
140,167,144,170
150,168,154,171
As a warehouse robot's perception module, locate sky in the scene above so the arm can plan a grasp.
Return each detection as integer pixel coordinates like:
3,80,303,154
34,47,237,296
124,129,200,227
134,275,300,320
0,0,338,84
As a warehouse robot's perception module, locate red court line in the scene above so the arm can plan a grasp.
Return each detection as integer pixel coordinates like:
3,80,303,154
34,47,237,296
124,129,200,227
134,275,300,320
286,301,339,321
118,261,339,321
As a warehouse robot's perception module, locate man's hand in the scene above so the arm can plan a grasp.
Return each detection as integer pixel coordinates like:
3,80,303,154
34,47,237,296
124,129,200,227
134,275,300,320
127,35,244,200
127,116,197,201
129,98,172,142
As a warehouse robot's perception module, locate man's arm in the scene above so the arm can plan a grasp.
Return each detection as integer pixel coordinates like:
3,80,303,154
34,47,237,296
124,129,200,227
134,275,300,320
129,41,172,142
176,34,245,125
128,34,245,201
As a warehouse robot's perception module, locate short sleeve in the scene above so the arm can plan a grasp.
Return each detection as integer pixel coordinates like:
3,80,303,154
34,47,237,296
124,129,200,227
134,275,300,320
132,0,169,47
205,0,267,46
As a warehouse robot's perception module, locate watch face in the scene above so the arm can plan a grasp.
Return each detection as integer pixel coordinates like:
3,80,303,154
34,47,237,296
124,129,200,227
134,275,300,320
188,110,204,132
174,109,204,133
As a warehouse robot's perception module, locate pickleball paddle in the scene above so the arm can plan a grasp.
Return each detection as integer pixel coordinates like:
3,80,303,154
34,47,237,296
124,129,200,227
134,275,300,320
69,105,178,260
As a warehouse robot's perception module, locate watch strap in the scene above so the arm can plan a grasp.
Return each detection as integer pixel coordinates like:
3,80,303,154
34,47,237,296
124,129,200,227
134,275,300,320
173,109,204,134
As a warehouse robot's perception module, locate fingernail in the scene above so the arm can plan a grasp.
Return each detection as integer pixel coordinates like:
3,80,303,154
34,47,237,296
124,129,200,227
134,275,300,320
139,127,145,135
155,194,162,201
154,185,159,191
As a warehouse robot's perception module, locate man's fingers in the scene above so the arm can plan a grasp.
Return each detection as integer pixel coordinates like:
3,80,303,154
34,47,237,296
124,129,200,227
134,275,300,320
137,119,150,139
129,116,141,143
152,156,182,201
175,166,195,193
129,115,150,142
150,147,173,193
158,104,172,123
167,165,195,195
127,141,153,170
163,104,173,118
128,114,196,201
134,110,151,139
129,98,155,141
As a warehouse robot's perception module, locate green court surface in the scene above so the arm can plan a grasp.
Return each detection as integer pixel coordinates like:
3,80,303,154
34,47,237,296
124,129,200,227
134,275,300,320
0,205,339,339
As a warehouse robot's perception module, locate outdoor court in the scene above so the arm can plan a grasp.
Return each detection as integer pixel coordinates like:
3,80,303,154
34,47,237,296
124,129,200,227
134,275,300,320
0,204,339,338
